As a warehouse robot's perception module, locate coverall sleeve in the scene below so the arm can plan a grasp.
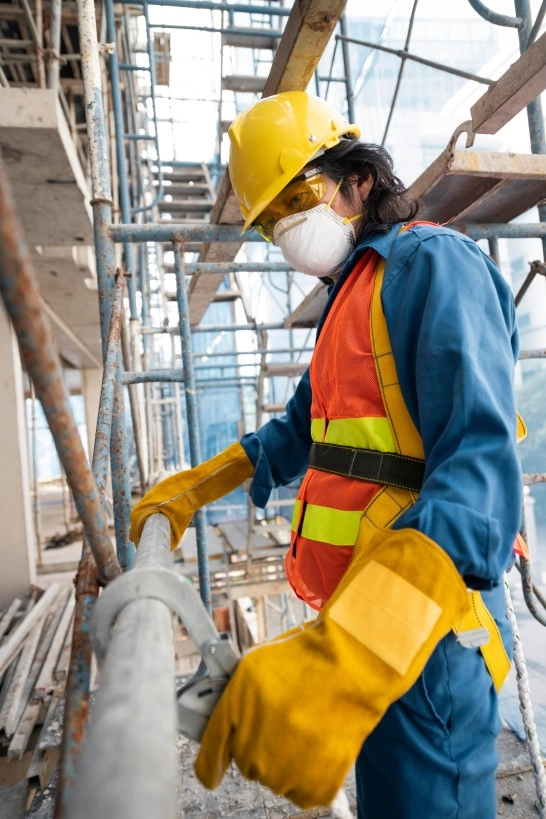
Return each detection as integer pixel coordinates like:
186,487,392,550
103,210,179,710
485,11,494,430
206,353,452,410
240,367,313,508
383,228,522,589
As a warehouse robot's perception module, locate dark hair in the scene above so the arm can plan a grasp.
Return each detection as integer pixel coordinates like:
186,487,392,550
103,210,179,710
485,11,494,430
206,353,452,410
311,136,419,242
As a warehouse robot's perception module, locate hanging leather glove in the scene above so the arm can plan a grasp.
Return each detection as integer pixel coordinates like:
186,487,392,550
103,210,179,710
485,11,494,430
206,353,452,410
194,526,470,810
129,442,254,549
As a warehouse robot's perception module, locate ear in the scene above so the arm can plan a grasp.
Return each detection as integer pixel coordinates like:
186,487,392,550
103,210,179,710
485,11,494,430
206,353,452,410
356,173,374,204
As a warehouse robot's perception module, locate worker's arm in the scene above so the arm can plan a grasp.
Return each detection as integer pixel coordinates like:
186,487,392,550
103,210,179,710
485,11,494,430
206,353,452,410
129,369,312,547
129,442,254,549
383,225,522,588
239,367,313,507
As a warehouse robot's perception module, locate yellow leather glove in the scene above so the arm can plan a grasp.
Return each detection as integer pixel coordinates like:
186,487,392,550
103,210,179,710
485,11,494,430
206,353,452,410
129,442,254,549
194,527,470,809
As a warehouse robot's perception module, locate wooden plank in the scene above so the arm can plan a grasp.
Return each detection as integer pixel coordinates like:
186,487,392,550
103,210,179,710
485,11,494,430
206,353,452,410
7,698,42,760
0,584,60,678
0,599,22,643
54,619,73,682
472,31,546,135
263,0,347,97
2,619,45,737
5,588,71,735
33,591,74,699
26,746,59,789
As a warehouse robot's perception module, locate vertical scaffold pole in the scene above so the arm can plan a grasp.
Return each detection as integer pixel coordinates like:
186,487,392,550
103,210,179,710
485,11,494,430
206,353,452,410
173,243,212,612
76,0,134,568
56,272,127,818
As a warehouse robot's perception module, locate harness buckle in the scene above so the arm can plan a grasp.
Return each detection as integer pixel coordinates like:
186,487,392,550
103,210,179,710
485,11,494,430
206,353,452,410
455,626,490,649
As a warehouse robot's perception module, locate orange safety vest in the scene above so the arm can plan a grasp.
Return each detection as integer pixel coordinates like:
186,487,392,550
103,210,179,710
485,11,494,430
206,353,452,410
286,246,421,610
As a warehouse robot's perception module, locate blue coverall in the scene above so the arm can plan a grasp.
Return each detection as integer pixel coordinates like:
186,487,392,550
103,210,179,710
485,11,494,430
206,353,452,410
241,223,522,818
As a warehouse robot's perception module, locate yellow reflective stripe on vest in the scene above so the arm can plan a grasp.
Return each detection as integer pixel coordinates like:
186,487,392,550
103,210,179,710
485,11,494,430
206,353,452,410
517,412,527,443
453,590,511,692
370,258,425,462
291,499,362,546
311,416,397,451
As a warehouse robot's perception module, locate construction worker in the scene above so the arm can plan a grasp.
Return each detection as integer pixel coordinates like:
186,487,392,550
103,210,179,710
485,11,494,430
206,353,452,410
130,91,522,818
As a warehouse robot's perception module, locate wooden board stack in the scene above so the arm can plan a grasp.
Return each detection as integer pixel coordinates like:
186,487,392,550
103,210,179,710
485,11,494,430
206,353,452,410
0,583,74,805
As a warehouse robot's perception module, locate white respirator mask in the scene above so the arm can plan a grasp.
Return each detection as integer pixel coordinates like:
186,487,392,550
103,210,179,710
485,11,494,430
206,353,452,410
272,181,362,278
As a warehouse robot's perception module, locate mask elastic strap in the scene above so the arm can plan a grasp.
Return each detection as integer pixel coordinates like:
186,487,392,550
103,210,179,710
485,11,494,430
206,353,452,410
326,179,363,224
343,211,364,225
326,179,342,209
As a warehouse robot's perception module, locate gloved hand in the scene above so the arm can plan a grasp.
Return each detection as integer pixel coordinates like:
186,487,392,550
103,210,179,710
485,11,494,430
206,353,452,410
129,442,254,549
194,526,470,809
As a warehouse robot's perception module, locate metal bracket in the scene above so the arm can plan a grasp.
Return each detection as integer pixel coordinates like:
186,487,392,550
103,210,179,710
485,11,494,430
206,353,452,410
446,119,476,159
90,566,239,678
529,259,546,278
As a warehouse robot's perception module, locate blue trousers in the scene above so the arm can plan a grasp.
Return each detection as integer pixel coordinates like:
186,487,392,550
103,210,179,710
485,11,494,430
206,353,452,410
356,587,512,819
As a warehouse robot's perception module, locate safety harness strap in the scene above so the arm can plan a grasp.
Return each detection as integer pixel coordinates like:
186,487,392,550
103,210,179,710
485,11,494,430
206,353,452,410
453,590,511,692
309,441,425,493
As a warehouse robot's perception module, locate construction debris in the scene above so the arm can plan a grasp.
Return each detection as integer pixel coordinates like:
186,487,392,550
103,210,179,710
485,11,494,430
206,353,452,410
0,583,74,809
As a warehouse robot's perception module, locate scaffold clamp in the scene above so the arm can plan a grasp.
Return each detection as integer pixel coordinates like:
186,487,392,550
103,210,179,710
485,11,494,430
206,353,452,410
90,566,241,740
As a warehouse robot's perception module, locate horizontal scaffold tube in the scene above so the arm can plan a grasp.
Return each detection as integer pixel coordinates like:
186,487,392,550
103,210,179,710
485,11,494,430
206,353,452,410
115,0,291,14
67,514,177,819
109,223,261,243
109,222,546,244
456,223,546,239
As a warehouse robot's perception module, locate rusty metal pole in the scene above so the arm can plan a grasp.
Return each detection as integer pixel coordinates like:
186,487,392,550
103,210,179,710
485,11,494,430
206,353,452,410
56,272,127,819
0,156,120,585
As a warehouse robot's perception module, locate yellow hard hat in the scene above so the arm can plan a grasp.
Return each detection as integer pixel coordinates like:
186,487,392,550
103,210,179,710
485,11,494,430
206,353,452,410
228,91,361,233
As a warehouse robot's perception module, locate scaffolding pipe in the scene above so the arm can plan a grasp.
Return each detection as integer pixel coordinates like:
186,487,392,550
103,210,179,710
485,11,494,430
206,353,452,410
115,0,291,13
46,0,62,91
110,223,261,243
338,14,355,124
77,0,133,566
458,223,546,239
104,0,138,317
514,0,546,261
140,321,287,335
131,0,165,215
57,270,126,818
527,0,546,45
336,35,494,85
67,513,177,819
173,243,212,612
467,0,523,28
148,23,283,37
35,0,46,87
182,262,293,273
381,0,419,147
0,155,120,585
121,318,148,492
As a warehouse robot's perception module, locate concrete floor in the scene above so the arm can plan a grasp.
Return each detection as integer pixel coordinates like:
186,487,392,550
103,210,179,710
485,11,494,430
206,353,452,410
17,725,544,818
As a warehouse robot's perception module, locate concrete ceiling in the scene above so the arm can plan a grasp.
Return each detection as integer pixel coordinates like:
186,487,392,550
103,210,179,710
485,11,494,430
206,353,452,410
0,87,100,370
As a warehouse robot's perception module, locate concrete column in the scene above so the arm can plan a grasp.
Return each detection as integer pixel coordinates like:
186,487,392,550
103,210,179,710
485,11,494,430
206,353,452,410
82,366,102,460
0,304,36,606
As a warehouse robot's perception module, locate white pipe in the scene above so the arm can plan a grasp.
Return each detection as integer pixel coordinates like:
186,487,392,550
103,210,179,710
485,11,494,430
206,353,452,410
68,514,177,819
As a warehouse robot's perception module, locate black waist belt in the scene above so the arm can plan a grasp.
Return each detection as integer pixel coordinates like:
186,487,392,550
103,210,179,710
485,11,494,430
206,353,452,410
308,441,425,493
